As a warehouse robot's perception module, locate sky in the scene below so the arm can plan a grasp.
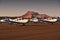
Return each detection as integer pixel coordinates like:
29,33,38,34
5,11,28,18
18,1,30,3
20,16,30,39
0,0,60,16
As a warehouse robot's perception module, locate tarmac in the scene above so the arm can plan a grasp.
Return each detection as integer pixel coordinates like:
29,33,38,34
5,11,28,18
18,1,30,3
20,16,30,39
0,22,60,40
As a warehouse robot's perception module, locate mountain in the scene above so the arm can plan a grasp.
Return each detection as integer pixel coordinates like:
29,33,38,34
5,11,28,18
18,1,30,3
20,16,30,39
20,11,38,18
19,11,52,18
36,14,52,18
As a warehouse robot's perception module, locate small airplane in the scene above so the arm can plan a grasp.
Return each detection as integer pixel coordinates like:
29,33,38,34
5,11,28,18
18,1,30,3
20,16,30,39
5,18,29,25
0,19,6,23
43,18,57,24
30,18,38,23
13,18,29,23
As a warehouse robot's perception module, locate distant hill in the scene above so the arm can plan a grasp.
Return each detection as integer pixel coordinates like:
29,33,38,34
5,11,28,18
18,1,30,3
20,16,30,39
19,11,52,18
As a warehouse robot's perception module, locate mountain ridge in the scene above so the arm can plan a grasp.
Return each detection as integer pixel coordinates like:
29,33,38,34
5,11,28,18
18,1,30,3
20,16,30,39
19,11,52,18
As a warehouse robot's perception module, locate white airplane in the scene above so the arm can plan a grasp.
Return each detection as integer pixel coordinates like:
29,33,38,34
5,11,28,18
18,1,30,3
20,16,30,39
43,18,57,24
14,18,29,23
30,18,40,23
0,19,6,23
8,18,29,25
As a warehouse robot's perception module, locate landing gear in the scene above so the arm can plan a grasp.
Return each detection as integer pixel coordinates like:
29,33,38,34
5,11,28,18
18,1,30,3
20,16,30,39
50,22,56,24
22,23,26,26
51,23,54,24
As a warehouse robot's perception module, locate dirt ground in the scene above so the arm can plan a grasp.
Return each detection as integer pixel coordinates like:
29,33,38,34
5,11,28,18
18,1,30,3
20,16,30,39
0,22,60,40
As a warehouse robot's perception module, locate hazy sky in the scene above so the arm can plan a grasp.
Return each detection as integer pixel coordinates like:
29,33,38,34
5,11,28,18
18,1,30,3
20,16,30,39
0,0,60,16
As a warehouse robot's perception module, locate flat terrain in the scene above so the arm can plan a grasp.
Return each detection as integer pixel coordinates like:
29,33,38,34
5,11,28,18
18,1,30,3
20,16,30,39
0,22,60,40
